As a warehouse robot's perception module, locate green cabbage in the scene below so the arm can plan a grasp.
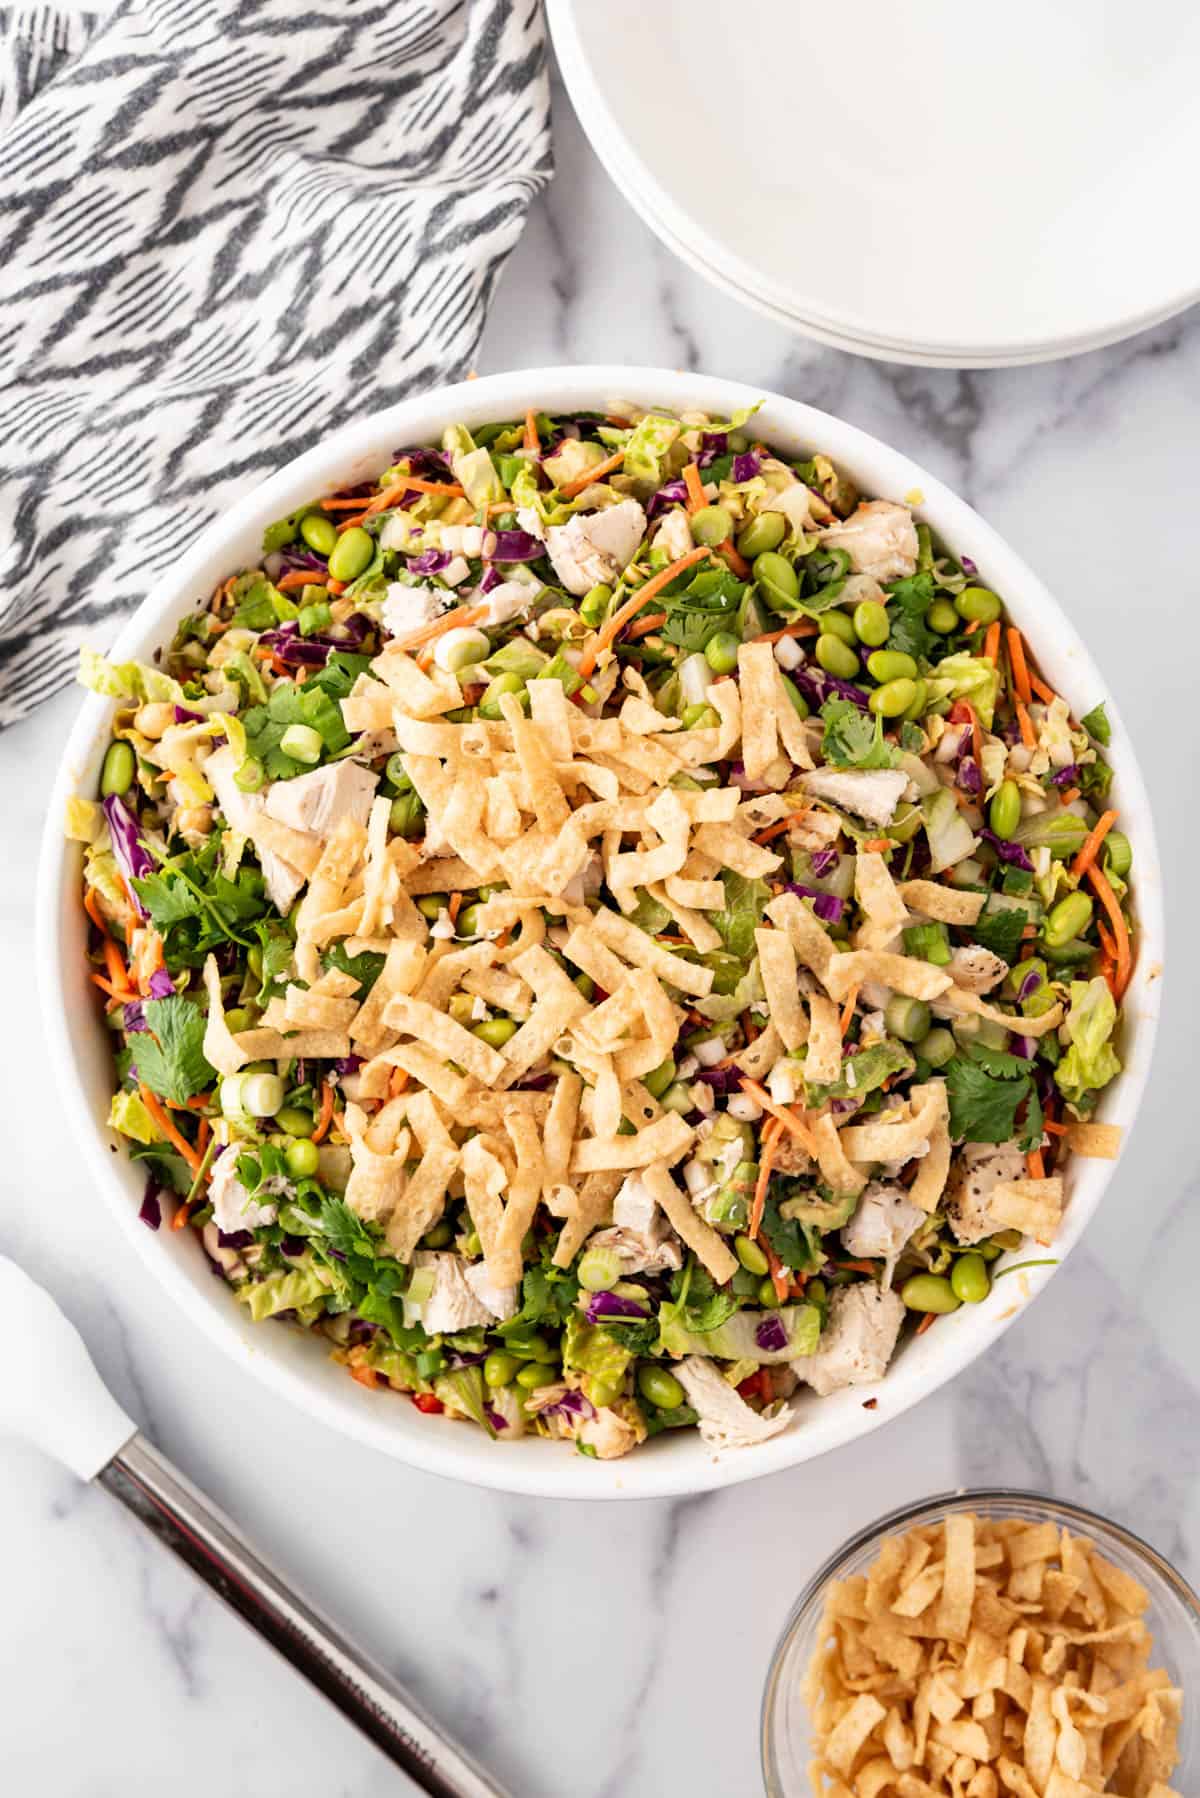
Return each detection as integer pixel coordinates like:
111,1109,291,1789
1055,977,1122,1109
78,648,183,706
928,654,1001,730
657,1303,820,1363
622,413,681,494
922,787,979,873
237,1261,334,1323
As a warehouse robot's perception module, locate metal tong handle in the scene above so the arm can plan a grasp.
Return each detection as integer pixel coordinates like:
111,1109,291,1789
99,1434,508,1798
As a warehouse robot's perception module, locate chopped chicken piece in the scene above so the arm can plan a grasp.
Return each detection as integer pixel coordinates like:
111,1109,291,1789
799,767,910,827
578,1405,643,1460
202,1220,246,1277
207,1150,279,1233
674,1356,793,1450
205,744,315,913
463,1261,521,1322
819,500,919,583
945,1142,1027,1244
584,1171,683,1274
840,1181,925,1288
651,507,694,561
791,1283,905,1397
407,1251,494,1333
263,759,378,838
381,583,446,638
947,944,1009,995
479,580,537,628
612,1171,656,1235
545,499,647,595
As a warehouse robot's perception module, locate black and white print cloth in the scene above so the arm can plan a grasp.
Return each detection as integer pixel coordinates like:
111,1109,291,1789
0,0,552,725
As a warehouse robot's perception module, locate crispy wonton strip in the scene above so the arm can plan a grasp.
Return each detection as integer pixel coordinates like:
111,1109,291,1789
569,1111,694,1175
987,1176,1064,1245
202,953,248,1075
822,951,954,1004
755,926,806,1052
591,905,715,997
551,1171,622,1268
939,989,1064,1037
908,1081,951,1213
837,1085,947,1165
898,879,987,926
382,994,507,1085
765,889,836,984
640,1159,738,1285
812,1111,868,1196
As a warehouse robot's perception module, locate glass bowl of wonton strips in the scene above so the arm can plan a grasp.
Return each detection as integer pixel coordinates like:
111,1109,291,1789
763,1492,1195,1796
71,397,1136,1466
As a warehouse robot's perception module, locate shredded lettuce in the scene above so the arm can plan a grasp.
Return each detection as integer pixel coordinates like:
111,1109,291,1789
657,1303,820,1363
928,653,1001,730
78,648,183,707
108,1089,161,1145
622,413,681,495
237,1260,334,1322
922,787,979,873
1055,977,1122,1109
65,796,102,843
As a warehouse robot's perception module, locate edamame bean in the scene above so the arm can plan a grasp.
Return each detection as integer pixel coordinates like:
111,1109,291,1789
223,1007,252,1034
735,1234,769,1276
479,672,526,721
276,1105,313,1138
928,599,959,633
1043,890,1094,949
587,1376,622,1409
573,972,595,1001
285,1137,320,1178
279,724,323,765
510,1332,552,1361
389,793,424,836
690,504,733,547
955,586,1002,625
681,701,719,729
815,634,859,679
735,511,786,559
753,550,799,611
580,583,611,626
867,648,918,683
300,512,338,557
1105,829,1133,878
756,1276,778,1308
779,674,810,719
919,1026,957,1068
246,945,263,981
637,1365,685,1411
416,894,447,919
472,1016,517,1048
989,779,1022,840
516,1362,558,1391
100,740,135,798
456,902,483,938
643,1057,676,1100
327,525,374,583
704,630,740,675
951,1253,991,1305
900,1273,961,1314
806,1278,827,1304
902,678,928,722
421,1219,453,1249
821,609,858,647
853,600,890,647
868,676,916,718
885,995,931,1043
484,1351,519,1389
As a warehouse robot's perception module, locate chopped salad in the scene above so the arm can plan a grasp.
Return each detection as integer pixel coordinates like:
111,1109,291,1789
71,401,1134,1461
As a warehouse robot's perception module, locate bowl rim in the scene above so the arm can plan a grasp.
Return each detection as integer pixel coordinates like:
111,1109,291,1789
35,364,1165,1500
760,1486,1200,1792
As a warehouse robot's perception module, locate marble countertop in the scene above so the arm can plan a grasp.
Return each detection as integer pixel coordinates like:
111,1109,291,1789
4,67,1199,1798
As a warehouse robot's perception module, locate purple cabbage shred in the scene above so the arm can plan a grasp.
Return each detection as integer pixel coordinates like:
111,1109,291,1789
407,548,452,575
333,1055,362,1078
810,847,840,877
479,565,501,593
484,1405,508,1432
755,1314,789,1353
123,1001,147,1033
980,828,1034,872
139,1181,161,1231
786,883,845,924
695,1066,742,1095
1017,969,1042,1002
147,967,175,999
584,1290,650,1324
731,451,761,483
173,704,204,724
487,529,543,563
102,795,154,912
957,756,983,796
1052,764,1080,788
646,478,689,521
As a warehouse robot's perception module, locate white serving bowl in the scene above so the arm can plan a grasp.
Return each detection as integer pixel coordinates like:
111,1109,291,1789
37,367,1163,1499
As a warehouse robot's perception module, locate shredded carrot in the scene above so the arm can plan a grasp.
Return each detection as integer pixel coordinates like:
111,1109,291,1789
756,619,819,644
983,621,1001,665
834,1260,881,1276
560,450,625,499
753,807,810,845
1043,1118,1069,1137
90,973,131,1006
627,611,668,640
965,617,984,635
388,1068,411,1099
361,476,466,509
139,1085,203,1176
276,570,318,592
1086,864,1132,999
577,546,710,678
102,937,135,997
737,1078,820,1156
388,601,490,655
1097,918,1118,961
916,1312,938,1336
318,496,374,510
716,538,751,578
1007,628,1032,704
839,985,860,1038
311,1080,335,1145
171,1202,193,1232
1026,1148,1045,1180
766,1245,791,1305
447,891,463,925
1058,787,1080,807
1071,808,1118,879
743,1015,758,1045
349,1364,380,1389
83,886,110,938
523,408,540,453
749,1116,783,1239
1014,699,1036,749
1030,673,1059,707
336,513,368,533
859,838,893,853
682,463,707,514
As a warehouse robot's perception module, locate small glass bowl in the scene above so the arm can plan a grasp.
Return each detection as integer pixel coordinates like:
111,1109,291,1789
762,1489,1200,1795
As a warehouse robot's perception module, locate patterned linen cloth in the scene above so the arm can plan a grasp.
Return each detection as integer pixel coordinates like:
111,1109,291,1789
0,0,552,724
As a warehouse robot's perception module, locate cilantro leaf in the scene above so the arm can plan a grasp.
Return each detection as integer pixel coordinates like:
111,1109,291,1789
322,942,386,996
967,1041,1033,1078
882,573,936,661
758,1199,824,1272
1080,702,1111,746
659,565,746,653
971,903,1029,964
133,997,215,1104
133,870,205,930
318,1195,381,1261
243,681,350,780
820,699,897,770
945,1058,1032,1144
710,871,770,961
358,1289,426,1351
666,1262,739,1333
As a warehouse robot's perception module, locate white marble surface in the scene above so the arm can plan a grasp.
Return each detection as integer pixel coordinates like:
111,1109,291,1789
4,67,1200,1798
